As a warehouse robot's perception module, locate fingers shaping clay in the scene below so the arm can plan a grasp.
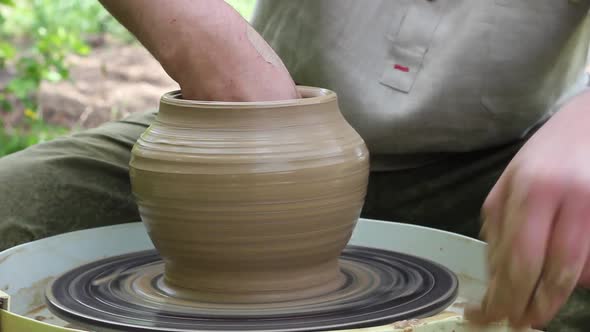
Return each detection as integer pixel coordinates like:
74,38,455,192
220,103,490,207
129,86,370,303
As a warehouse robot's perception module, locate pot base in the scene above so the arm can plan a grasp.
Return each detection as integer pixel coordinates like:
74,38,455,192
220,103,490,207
46,246,458,332
160,270,347,304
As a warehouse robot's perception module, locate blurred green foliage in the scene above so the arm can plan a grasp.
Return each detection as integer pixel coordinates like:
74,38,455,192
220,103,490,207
226,0,256,20
0,0,133,157
0,0,256,157
0,0,133,112
0,116,67,156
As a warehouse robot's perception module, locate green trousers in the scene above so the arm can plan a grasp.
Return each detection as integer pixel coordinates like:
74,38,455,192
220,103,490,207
0,111,587,331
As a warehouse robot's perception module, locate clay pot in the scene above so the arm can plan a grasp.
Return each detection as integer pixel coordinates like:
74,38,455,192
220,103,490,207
129,86,370,303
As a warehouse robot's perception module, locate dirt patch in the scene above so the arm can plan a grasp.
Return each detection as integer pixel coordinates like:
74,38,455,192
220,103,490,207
2,39,178,131
39,42,177,129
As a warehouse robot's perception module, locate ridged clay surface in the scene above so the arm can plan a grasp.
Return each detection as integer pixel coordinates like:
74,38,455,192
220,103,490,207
129,87,370,303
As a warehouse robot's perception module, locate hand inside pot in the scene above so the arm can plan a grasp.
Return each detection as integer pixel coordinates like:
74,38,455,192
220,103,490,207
99,0,300,102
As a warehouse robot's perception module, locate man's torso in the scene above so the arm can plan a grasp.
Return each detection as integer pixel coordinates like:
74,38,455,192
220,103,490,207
252,0,590,168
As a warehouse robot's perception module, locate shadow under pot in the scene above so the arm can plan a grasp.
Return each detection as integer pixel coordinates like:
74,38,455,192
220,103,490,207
129,86,370,304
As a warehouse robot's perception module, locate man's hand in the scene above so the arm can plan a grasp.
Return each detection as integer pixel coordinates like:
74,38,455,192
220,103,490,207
466,90,590,328
99,0,299,101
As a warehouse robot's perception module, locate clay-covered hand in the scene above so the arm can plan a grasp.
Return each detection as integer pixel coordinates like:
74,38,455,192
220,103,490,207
466,90,590,328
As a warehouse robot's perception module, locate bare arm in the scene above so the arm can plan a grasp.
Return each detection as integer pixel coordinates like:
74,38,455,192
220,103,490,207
99,0,299,101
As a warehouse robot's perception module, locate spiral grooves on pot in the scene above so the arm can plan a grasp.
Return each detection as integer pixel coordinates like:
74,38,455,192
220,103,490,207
129,87,370,303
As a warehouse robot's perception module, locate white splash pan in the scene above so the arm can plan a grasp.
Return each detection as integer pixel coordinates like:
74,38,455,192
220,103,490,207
0,218,516,331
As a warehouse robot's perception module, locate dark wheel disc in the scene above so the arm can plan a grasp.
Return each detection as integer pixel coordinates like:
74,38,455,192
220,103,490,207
46,246,458,331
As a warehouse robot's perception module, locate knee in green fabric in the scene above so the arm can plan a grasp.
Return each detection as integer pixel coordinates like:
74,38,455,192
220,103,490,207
0,117,147,251
0,217,44,252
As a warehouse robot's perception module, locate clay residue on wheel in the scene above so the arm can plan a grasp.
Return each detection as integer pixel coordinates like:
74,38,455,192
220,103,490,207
391,318,422,329
13,276,55,316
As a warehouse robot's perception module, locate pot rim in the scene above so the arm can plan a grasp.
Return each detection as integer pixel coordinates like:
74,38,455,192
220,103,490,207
160,86,336,109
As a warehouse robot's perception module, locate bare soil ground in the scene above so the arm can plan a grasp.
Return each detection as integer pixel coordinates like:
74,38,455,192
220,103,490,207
2,40,178,130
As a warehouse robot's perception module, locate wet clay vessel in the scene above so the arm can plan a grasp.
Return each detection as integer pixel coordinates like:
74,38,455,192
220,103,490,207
129,86,370,303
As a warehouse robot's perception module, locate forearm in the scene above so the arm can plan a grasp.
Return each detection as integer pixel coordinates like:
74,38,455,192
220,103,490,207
99,0,298,101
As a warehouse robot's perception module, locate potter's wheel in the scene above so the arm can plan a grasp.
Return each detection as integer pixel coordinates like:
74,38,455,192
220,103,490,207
46,246,458,332
0,220,492,332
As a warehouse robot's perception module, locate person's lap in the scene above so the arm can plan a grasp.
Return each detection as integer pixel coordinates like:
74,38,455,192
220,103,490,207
361,141,522,239
0,110,586,331
0,111,156,250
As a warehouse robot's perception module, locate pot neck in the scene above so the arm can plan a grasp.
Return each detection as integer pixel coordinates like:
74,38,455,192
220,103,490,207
155,87,342,129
